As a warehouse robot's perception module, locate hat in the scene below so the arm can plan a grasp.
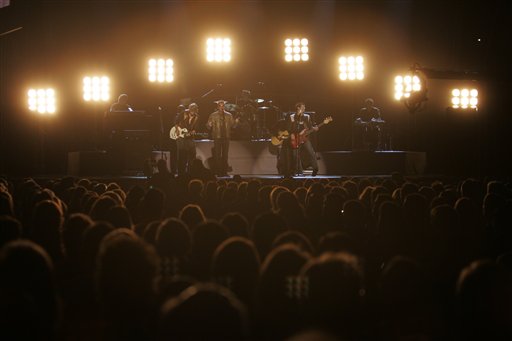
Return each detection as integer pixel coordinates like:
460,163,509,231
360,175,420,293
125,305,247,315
215,99,227,104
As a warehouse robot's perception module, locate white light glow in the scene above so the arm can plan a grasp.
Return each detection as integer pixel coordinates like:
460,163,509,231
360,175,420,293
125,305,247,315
148,58,174,83
394,73,423,101
83,75,110,102
338,55,364,81
285,37,309,63
207,37,232,63
28,87,56,114
451,88,478,109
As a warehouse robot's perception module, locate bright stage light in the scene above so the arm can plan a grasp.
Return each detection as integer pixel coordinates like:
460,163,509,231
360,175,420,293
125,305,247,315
451,88,478,109
285,37,309,62
148,58,174,83
394,74,422,100
207,37,231,63
83,76,110,102
28,88,56,114
338,55,364,81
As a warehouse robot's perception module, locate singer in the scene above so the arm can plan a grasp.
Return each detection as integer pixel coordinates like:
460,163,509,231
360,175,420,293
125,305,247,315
206,100,239,176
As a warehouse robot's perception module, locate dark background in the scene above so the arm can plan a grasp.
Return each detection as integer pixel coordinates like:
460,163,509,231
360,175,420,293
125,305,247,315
1,0,510,176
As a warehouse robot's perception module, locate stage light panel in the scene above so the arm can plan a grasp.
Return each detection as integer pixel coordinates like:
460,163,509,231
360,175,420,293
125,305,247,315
83,76,110,102
28,88,56,114
148,58,174,83
207,37,231,63
285,37,309,62
451,88,478,109
338,55,364,81
394,74,422,100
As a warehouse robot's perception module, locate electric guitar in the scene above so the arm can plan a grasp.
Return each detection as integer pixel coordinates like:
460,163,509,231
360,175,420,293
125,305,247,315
270,130,290,146
290,116,333,149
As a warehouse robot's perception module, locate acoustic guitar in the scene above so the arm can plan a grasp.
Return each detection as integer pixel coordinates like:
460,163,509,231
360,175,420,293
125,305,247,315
270,130,290,146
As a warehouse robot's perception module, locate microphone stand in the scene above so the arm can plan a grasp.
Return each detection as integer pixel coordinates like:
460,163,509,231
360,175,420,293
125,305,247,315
158,106,164,159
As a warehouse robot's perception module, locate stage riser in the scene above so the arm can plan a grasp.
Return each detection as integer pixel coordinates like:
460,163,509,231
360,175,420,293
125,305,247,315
318,151,426,175
68,142,425,176
68,151,170,176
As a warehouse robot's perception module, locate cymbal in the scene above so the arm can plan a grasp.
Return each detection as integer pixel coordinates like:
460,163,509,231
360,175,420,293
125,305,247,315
255,98,265,104
258,106,270,110
224,103,238,111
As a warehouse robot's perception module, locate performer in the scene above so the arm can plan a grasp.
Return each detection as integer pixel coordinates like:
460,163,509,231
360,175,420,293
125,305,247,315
354,98,383,150
287,102,319,176
270,115,291,176
173,103,199,176
206,100,238,176
169,105,186,175
109,93,133,112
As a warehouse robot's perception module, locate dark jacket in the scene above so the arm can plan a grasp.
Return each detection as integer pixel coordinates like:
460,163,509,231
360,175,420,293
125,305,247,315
206,110,236,139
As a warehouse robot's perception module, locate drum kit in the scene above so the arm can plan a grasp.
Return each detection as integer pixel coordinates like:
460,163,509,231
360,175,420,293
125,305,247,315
223,91,281,140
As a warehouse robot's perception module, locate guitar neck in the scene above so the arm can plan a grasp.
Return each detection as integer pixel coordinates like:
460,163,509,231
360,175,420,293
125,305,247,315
304,121,327,135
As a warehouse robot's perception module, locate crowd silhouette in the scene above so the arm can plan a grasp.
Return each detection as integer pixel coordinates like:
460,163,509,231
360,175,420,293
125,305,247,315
0,171,511,340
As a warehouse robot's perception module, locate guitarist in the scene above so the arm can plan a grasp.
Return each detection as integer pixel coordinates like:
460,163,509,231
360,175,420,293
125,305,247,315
286,102,319,176
174,103,199,176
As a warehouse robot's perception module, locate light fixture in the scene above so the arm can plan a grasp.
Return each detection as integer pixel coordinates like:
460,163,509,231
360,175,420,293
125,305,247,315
451,88,478,109
28,88,56,114
83,76,110,102
339,55,364,81
285,37,309,62
394,74,422,101
148,58,174,83
206,38,231,63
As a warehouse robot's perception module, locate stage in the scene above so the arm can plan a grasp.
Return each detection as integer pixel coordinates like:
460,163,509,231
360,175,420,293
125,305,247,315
68,140,426,176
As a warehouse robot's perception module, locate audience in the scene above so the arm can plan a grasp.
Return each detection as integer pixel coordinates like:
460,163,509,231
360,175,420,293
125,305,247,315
0,174,510,340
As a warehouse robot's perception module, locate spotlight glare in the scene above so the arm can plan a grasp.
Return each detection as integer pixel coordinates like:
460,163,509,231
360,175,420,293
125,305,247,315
338,55,364,81
207,37,231,63
28,87,56,114
284,37,309,62
83,75,110,102
148,58,174,83
394,73,423,100
451,88,478,109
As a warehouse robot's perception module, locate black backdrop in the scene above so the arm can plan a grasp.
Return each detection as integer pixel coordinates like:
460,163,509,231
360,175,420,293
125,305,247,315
1,0,511,175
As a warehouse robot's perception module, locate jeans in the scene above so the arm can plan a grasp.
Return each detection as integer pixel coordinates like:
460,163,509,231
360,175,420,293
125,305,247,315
213,138,230,175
